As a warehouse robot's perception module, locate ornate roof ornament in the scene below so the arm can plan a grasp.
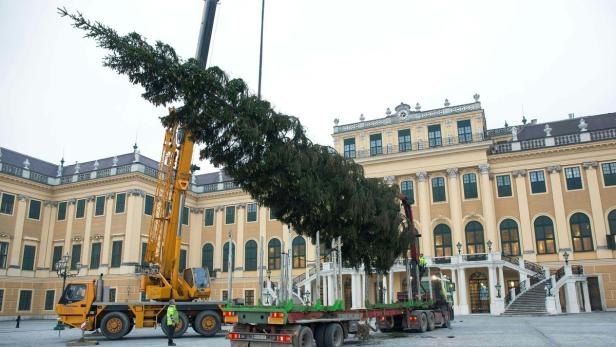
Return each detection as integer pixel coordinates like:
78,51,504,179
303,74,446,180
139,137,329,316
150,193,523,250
543,123,552,137
112,156,118,166
444,98,450,107
522,115,527,125
578,118,588,132
333,118,339,125
473,93,480,102
57,157,64,177
416,170,428,182
511,126,518,141
93,160,99,170
504,121,509,128
415,102,421,111
385,108,391,116
23,158,30,170
133,143,140,163
359,114,365,121
478,164,490,175
447,168,458,178
74,161,80,174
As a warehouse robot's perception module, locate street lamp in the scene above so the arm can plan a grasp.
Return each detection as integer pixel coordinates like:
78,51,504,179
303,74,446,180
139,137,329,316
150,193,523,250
54,253,80,332
495,283,502,298
487,240,493,253
456,242,462,255
562,250,569,265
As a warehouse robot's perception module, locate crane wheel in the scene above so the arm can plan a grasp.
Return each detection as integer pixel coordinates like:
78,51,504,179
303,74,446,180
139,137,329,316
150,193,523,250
324,323,343,347
193,310,221,337
161,311,189,337
100,312,131,340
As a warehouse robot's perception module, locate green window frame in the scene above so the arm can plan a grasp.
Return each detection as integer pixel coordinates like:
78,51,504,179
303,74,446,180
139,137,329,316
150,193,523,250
529,170,547,193
0,193,15,215
292,236,306,268
202,244,214,272
141,242,148,267
570,213,593,252
108,288,116,303
428,124,442,147
179,249,187,272
71,244,81,270
18,290,32,311
601,162,616,186
28,199,41,220
268,239,281,270
465,221,485,254
94,196,105,216
608,210,616,235
496,175,512,197
463,173,478,199
400,180,414,204
21,245,36,271
534,216,556,254
225,206,235,224
433,224,452,257
343,138,356,158
500,219,521,256
181,206,189,226
111,240,123,268
144,195,154,215
115,193,126,214
90,243,101,269
246,203,257,222
52,245,62,271
457,119,473,143
269,208,279,220
57,201,67,220
565,167,583,190
75,199,86,218
44,290,55,310
369,134,383,156
244,240,258,271
223,242,235,272
431,177,446,202
204,208,215,226
398,129,411,152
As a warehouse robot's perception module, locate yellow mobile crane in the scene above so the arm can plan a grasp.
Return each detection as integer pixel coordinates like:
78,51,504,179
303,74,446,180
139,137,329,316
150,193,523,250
55,1,225,340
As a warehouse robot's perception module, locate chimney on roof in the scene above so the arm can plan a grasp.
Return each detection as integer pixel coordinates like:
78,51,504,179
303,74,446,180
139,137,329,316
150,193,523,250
531,119,537,124
568,113,575,119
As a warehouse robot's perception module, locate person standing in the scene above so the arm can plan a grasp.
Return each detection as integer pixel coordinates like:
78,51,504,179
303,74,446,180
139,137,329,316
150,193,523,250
166,299,179,346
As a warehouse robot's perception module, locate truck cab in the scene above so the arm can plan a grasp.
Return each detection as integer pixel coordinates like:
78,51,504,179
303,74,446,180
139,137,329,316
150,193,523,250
55,281,96,329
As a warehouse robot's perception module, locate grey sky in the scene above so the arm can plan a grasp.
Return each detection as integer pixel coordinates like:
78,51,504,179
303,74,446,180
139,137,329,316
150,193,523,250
1,0,615,174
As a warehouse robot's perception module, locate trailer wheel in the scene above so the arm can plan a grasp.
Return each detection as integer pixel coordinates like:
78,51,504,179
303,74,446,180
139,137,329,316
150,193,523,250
100,312,131,340
298,326,314,347
444,312,451,329
193,310,221,336
324,323,343,347
161,311,189,337
427,312,435,331
418,312,428,333
315,324,326,347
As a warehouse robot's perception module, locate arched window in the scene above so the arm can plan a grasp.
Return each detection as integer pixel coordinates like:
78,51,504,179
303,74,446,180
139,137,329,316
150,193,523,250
433,224,452,257
268,239,281,270
500,219,520,256
201,244,214,272
608,210,616,235
244,240,258,271
534,216,556,254
465,221,485,254
292,236,306,268
570,213,593,252
223,242,235,272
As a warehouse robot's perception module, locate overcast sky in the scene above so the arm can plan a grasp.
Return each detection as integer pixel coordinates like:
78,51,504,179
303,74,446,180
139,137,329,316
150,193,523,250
1,0,615,174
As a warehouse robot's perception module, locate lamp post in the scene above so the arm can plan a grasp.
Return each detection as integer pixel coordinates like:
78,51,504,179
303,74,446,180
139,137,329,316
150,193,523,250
456,242,462,255
487,240,493,253
562,250,569,265
54,253,80,332
495,283,502,298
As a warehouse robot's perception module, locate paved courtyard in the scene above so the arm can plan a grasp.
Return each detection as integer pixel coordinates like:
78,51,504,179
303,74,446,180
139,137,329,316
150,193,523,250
1,313,615,346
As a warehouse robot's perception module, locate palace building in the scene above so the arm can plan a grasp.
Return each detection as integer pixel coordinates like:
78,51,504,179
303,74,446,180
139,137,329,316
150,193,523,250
1,96,616,318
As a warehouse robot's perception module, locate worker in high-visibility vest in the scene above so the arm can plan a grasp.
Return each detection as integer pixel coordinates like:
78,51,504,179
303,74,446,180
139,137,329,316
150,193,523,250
419,254,427,273
166,299,179,346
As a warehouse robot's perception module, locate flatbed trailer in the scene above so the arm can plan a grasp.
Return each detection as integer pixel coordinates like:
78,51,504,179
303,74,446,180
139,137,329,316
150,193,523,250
222,299,453,347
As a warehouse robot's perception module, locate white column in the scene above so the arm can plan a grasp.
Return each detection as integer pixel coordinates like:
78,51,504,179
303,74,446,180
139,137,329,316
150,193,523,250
214,206,224,271
361,272,367,308
488,265,496,313
513,170,534,260
450,269,458,312
37,202,55,274
547,165,571,258
458,268,469,314
447,168,464,249
564,266,580,313
478,165,498,248
389,270,394,303
122,190,144,268
327,275,335,306
7,194,27,275
582,281,592,312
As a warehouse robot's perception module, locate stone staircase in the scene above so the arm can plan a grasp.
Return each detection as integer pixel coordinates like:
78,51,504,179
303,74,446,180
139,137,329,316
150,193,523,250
503,280,548,316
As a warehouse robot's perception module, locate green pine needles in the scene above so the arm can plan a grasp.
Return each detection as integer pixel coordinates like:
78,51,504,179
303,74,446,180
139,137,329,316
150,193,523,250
59,8,411,273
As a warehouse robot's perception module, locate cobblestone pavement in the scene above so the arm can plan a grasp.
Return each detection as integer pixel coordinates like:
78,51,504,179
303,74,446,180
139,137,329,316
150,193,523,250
1,312,616,346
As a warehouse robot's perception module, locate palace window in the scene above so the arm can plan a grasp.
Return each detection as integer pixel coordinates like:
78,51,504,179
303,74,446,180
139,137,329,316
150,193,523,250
428,124,442,148
529,170,547,194
500,219,521,256
463,173,478,199
71,244,81,270
245,240,258,271
108,288,116,302
28,199,41,220
222,242,235,272
44,290,55,311
465,221,485,254
245,290,255,306
202,244,214,272
90,243,101,269
181,206,189,226
343,138,356,158
400,180,414,204
398,129,411,152
95,196,105,216
52,245,62,271
204,208,215,226
269,208,279,220
268,239,281,270
457,119,473,143
57,201,67,220
144,195,154,215
496,175,512,197
570,213,593,252
369,134,383,156
535,216,556,254
179,249,187,272
21,245,36,271
0,193,15,215
292,236,306,268
225,206,236,224
75,199,86,218
565,167,583,190
246,203,257,222
602,162,616,186
433,224,452,257
0,242,7,269
431,177,446,202
18,290,32,311
115,193,126,214
111,240,122,268
609,210,616,235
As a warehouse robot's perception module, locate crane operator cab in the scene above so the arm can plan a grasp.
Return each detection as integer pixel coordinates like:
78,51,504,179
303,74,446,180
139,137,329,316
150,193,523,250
183,267,211,296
